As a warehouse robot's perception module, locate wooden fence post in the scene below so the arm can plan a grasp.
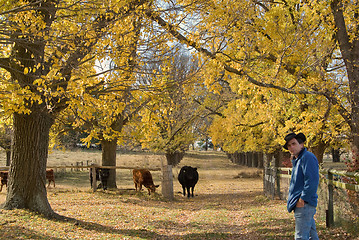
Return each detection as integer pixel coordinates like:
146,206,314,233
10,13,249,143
264,166,270,197
270,167,275,199
263,154,271,197
263,165,276,199
275,167,281,199
161,164,174,200
327,170,334,227
91,166,97,193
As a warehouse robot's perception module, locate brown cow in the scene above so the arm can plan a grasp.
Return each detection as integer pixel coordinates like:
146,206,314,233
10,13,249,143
46,169,55,187
0,171,8,192
132,169,159,195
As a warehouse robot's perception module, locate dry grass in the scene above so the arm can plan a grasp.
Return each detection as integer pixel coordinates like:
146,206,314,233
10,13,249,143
0,150,356,239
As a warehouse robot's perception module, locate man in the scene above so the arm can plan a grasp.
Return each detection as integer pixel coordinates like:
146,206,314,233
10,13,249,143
284,132,319,240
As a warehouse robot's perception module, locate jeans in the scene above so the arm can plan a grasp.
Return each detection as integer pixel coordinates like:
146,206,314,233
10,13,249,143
293,203,319,240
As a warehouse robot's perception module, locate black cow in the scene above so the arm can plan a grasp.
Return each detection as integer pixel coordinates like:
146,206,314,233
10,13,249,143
89,168,110,190
178,166,199,198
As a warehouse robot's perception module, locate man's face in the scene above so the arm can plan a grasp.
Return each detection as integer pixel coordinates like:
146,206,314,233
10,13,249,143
287,138,304,157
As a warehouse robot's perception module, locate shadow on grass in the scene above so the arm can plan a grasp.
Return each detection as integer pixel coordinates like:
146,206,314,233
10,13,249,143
0,225,63,240
110,190,267,211
51,214,264,240
0,208,349,240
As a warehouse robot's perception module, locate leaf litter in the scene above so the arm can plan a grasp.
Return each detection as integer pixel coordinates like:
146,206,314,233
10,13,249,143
0,151,356,239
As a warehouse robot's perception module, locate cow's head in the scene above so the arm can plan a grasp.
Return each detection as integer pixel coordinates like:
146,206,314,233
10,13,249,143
99,169,110,178
147,184,160,195
181,166,198,180
0,171,8,179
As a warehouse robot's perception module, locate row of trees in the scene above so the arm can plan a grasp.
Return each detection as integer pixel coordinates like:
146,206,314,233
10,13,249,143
0,0,358,217
163,0,357,166
0,0,222,217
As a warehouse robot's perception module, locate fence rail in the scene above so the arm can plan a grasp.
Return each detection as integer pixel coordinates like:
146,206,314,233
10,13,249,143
264,166,359,228
0,165,161,171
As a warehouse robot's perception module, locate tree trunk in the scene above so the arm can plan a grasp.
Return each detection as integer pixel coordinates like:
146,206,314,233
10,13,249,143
101,139,117,189
257,152,264,168
348,135,359,172
3,111,56,218
273,150,281,168
6,150,11,166
165,151,184,166
332,148,340,162
309,140,327,165
331,0,359,170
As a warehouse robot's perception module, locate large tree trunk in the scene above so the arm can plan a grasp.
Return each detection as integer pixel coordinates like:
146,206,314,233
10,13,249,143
331,0,359,216
3,111,56,218
165,151,185,166
309,140,327,165
349,135,359,172
101,139,117,189
331,0,359,168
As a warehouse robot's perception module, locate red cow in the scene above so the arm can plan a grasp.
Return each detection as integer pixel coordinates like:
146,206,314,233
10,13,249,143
0,171,8,192
46,169,55,187
132,169,159,195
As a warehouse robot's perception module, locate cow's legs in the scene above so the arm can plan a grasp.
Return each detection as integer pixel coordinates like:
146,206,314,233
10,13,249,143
191,186,195,197
101,179,107,190
186,187,191,198
134,182,138,191
182,186,186,196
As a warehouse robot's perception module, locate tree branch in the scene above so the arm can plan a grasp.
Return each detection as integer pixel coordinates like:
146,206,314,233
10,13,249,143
145,9,318,96
236,121,269,128
0,58,11,72
193,99,224,118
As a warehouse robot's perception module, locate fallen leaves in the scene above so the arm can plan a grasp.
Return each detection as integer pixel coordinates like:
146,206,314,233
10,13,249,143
0,151,356,239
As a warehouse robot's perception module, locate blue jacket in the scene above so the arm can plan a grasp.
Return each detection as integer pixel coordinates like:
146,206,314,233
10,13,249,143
287,148,319,213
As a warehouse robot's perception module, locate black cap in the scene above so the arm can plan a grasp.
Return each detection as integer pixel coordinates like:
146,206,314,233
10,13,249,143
283,132,306,150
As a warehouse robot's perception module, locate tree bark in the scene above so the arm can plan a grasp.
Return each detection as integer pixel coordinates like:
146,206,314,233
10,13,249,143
6,151,11,166
331,0,359,171
332,148,340,162
165,151,184,166
309,140,327,164
101,139,117,189
3,111,56,218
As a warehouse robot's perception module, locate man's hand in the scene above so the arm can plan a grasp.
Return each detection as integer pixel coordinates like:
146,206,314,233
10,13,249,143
296,198,305,208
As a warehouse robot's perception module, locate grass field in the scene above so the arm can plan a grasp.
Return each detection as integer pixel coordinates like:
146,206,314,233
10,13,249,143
0,150,356,239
